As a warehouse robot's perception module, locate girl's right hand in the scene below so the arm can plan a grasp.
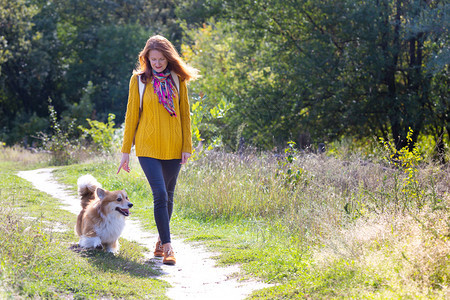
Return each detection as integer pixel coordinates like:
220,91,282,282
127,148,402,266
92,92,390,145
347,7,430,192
117,153,131,174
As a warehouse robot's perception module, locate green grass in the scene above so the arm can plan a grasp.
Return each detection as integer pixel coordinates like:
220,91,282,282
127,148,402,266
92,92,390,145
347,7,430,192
2,146,449,299
52,150,450,299
0,158,168,299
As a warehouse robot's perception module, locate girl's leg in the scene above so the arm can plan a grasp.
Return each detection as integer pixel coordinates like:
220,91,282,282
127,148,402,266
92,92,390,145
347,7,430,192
139,157,171,244
161,159,182,221
138,157,182,245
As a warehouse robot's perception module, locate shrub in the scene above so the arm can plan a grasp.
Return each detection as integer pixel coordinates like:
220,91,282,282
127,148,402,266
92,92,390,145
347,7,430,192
36,99,80,166
78,113,117,154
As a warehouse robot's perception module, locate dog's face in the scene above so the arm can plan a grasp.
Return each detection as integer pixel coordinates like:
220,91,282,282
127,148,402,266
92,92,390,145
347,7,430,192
96,188,133,217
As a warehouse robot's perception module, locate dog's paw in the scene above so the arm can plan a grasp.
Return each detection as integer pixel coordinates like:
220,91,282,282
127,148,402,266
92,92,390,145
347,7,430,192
79,235,102,249
104,245,119,254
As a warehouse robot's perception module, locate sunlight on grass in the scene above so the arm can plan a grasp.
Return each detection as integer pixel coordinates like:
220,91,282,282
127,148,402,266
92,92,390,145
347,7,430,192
175,150,450,298
0,163,168,299
51,147,449,299
0,144,51,169
3,145,449,299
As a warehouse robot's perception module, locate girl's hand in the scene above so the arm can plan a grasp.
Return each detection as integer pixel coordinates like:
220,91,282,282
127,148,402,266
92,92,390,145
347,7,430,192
117,153,131,174
181,152,191,164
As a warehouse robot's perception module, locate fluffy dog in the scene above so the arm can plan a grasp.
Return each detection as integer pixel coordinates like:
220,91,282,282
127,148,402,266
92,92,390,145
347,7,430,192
75,174,133,253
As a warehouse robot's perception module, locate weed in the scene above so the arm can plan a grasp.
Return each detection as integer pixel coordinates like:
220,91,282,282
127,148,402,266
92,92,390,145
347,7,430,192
35,99,81,166
78,113,117,154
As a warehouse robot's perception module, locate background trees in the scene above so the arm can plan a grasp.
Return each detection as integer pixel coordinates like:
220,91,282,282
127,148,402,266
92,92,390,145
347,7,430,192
0,0,181,145
0,0,448,158
181,0,448,154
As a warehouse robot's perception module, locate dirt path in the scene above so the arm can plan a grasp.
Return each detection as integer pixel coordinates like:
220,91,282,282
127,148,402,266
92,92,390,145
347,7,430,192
18,168,269,300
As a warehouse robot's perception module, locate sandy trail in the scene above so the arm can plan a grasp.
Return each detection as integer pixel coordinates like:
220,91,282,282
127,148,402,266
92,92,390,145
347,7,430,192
17,168,269,300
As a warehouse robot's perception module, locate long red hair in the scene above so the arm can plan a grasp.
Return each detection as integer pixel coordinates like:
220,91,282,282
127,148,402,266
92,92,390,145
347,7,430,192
134,35,199,84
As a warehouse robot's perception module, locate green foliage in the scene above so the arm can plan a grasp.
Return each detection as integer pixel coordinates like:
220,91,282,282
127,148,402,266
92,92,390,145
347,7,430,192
182,21,243,150
189,92,234,154
63,23,152,122
190,95,206,147
78,113,117,154
0,0,448,160
379,128,429,210
381,128,422,169
0,0,38,69
5,112,49,147
276,141,309,188
61,81,95,130
175,0,224,25
181,0,449,155
36,99,79,166
0,0,40,144
0,0,183,146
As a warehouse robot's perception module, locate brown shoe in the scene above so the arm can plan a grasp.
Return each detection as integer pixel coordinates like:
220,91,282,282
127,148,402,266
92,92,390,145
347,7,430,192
163,248,176,265
154,241,164,257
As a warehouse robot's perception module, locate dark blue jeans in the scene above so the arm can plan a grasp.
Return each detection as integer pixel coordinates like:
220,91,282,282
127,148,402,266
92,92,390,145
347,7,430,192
138,157,181,245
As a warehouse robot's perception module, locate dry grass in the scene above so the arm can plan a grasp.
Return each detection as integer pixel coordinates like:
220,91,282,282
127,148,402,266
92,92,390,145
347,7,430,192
177,149,450,297
0,145,51,167
2,143,448,298
0,144,120,169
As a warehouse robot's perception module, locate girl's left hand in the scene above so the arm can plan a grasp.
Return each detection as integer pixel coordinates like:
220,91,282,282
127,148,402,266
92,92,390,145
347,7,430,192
181,152,191,164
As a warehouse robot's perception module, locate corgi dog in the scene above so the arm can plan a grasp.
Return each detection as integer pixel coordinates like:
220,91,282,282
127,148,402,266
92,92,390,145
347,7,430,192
75,174,133,253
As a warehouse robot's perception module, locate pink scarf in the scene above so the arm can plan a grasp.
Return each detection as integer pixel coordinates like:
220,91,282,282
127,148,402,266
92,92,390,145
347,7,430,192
152,69,177,117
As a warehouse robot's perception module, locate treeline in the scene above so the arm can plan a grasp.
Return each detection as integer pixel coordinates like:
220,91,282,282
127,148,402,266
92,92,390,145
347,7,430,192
0,0,181,145
1,0,448,157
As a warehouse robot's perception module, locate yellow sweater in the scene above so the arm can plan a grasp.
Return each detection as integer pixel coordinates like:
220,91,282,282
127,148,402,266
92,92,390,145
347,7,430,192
121,73,192,159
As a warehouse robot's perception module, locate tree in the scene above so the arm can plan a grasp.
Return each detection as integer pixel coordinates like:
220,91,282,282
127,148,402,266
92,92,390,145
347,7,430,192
0,0,41,144
183,0,449,155
0,0,184,145
46,0,181,122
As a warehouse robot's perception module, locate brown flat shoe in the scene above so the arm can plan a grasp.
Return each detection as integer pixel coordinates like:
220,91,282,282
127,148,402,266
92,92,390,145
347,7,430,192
163,248,176,265
154,241,164,257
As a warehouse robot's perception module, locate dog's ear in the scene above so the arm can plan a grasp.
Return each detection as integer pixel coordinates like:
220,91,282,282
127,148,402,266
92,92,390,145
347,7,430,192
96,187,106,200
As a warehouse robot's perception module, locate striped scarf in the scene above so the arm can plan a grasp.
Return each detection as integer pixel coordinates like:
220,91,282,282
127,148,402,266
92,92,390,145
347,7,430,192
152,69,177,117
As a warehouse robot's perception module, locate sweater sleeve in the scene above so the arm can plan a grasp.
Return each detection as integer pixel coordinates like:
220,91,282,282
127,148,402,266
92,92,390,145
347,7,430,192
179,79,193,154
121,74,140,154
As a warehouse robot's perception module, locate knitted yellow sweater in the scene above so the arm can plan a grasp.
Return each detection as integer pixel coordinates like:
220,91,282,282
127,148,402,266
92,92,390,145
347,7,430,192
121,73,192,159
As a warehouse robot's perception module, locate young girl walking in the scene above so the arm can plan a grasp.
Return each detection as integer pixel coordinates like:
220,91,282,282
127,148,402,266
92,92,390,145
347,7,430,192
117,35,199,265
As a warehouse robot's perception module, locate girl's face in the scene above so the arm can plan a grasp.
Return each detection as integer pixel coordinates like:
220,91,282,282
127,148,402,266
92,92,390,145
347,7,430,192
149,50,168,73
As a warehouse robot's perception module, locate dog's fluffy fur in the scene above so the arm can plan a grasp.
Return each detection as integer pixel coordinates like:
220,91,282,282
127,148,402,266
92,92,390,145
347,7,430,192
75,174,132,253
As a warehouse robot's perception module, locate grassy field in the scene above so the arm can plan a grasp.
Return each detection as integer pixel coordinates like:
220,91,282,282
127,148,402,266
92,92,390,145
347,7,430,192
0,148,168,299
178,150,450,299
1,144,449,299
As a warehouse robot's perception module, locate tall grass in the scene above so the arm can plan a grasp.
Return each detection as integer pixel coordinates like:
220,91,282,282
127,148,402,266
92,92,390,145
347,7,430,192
175,149,450,298
59,144,447,298
6,142,448,298
178,151,448,232
0,144,51,168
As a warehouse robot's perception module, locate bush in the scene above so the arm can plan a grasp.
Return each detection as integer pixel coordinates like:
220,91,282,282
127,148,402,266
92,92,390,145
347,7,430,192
36,99,81,166
78,113,117,154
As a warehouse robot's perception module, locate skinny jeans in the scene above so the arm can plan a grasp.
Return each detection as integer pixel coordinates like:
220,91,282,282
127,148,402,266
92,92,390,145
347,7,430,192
138,157,181,245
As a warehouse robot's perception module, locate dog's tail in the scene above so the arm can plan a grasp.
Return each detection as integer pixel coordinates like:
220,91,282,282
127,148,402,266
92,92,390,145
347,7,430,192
77,174,102,209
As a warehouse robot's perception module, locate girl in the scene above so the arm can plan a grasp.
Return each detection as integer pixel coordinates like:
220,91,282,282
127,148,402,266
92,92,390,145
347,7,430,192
117,35,199,265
